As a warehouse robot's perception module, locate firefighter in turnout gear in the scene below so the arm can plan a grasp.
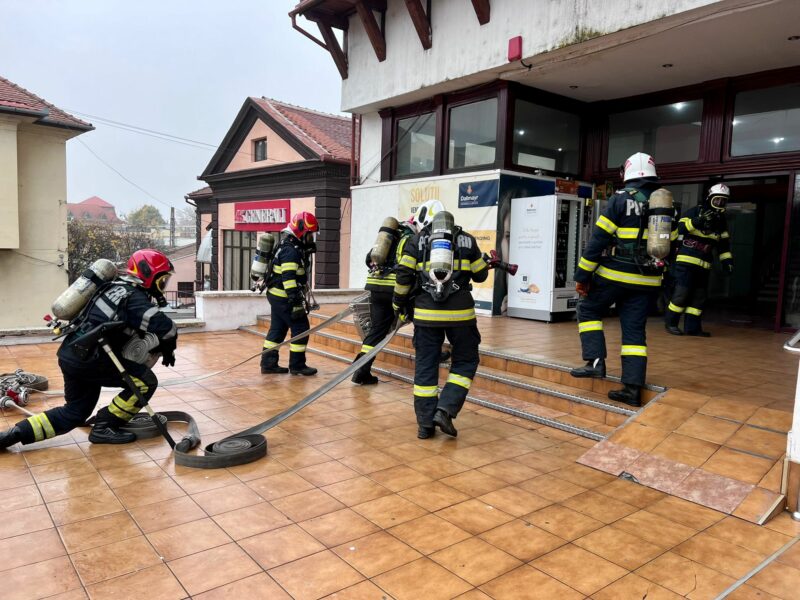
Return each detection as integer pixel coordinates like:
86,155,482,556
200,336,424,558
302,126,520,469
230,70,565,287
665,184,733,337
260,212,319,376
0,249,178,449
394,206,489,439
570,152,673,407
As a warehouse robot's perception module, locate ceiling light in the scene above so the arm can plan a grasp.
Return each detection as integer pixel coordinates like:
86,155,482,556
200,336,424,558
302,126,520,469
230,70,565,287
788,35,800,41
517,129,525,135
673,102,686,111
662,63,673,68
732,119,740,126
557,148,563,152
773,137,785,143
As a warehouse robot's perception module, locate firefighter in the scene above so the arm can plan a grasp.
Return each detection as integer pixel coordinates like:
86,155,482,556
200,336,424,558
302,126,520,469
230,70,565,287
665,184,733,337
260,211,319,376
570,152,672,407
393,205,489,439
0,249,178,449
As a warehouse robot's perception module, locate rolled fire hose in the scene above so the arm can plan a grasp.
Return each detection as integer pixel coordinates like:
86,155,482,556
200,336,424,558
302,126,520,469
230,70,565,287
123,321,403,469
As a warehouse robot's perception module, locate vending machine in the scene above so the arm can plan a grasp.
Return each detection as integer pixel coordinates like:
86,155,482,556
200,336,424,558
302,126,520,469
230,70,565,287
507,194,584,322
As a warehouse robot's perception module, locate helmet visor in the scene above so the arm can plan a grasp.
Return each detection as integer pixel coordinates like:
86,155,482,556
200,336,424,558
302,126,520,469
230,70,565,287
709,195,727,210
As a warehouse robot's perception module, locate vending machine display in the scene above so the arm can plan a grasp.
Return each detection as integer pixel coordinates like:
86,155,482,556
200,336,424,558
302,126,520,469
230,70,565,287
507,194,585,322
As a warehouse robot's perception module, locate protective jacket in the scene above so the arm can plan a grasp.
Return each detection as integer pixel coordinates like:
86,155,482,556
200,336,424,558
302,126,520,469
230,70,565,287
575,182,674,289
675,206,733,270
267,234,308,304
365,223,415,293
394,228,488,327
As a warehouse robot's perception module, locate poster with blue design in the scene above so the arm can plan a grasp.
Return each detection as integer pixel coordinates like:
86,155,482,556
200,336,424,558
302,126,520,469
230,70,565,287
458,180,498,208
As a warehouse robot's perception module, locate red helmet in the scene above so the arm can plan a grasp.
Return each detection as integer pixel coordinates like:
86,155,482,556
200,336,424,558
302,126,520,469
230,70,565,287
288,211,319,238
127,249,174,293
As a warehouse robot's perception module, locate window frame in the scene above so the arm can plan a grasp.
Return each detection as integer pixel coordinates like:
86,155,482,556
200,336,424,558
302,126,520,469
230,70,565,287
222,229,258,290
253,138,267,162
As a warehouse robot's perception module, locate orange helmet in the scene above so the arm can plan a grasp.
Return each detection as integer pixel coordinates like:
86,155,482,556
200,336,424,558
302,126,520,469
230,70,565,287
127,249,174,293
288,211,319,238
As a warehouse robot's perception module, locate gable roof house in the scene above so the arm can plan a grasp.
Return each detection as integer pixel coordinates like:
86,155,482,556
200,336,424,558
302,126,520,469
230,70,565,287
67,196,123,223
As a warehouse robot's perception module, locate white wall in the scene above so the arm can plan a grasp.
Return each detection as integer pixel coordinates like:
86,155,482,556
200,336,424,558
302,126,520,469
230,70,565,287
341,0,720,112
358,112,383,185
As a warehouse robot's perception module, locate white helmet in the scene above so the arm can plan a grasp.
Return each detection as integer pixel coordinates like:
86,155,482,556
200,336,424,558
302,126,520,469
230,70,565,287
622,152,657,182
707,183,730,211
409,200,444,233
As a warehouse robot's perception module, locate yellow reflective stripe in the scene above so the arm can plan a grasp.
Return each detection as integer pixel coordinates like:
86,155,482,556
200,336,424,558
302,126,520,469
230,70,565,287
399,255,417,269
109,393,139,421
578,257,598,272
721,231,730,239
670,229,679,241
446,373,472,390
681,217,696,232
26,415,44,441
719,252,732,261
396,237,409,261
413,307,476,321
39,413,56,439
596,215,618,234
470,258,488,272
414,385,438,397
130,376,149,394
281,262,299,270
394,283,412,294
290,343,306,352
366,279,397,287
263,340,278,349
596,265,662,287
621,345,647,357
616,227,646,239
578,320,603,333
283,280,298,289
685,307,703,316
269,288,288,298
360,344,374,353
668,302,685,314
676,255,711,269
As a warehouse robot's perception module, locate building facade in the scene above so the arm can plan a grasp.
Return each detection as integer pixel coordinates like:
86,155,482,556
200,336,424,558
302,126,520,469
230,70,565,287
291,0,800,329
0,76,92,329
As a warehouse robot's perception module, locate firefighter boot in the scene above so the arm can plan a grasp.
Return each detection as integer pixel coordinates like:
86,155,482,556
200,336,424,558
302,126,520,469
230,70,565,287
88,419,137,444
261,350,288,374
570,358,606,379
608,384,642,408
664,312,683,336
0,425,22,449
351,352,378,385
685,330,711,338
291,366,318,376
417,426,435,439
433,408,458,437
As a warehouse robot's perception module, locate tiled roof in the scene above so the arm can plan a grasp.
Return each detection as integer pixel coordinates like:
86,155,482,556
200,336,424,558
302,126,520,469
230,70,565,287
67,196,121,223
77,195,114,208
0,75,92,131
186,185,212,199
252,97,351,162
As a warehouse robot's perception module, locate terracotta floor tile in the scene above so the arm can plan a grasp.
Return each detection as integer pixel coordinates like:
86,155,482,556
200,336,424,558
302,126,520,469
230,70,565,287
84,563,186,600
448,445,503,469
316,438,375,460
339,449,402,474
476,458,541,484
322,476,392,506
625,452,695,494
0,503,53,539
517,473,587,502
644,496,725,530
388,513,472,554
274,445,332,469
748,561,800,599
702,447,775,484
334,531,422,578
0,528,65,571
129,495,207,534
114,476,185,509
397,481,470,512
430,536,521,586
594,478,666,508
636,551,737,598
407,455,471,480
759,459,784,493
636,403,695,431
777,538,800,570
373,558,472,600
436,498,515,535
699,398,759,422
651,433,720,468
726,426,787,459
533,543,627,595
239,523,326,569
146,517,231,560
672,469,753,514
23,444,85,467
725,584,782,599
592,573,684,600
2,555,81,600
734,487,784,522
0,484,42,511
574,524,665,570
41,590,88,600
29,457,97,483
320,580,395,599
89,447,152,470
227,456,288,482
577,439,642,476
353,494,428,528
190,481,263,515
614,509,697,548
676,413,741,444
478,485,552,517
72,535,160,585
246,470,316,500
479,519,566,561
705,516,792,555
269,550,364,600
478,565,583,600
168,542,261,596
369,465,434,492
271,488,346,522
192,572,291,599
561,489,638,524
609,422,670,453
58,511,140,553
674,531,765,578
524,504,603,541
746,407,792,433
98,461,166,488
299,507,380,547
439,470,507,497
549,462,616,489
172,468,239,494
37,472,110,503
211,498,293,540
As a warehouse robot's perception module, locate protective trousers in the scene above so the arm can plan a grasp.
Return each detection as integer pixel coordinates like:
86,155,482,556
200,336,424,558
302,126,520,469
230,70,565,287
577,276,652,387
413,324,481,428
665,263,709,334
15,358,157,445
357,292,395,372
262,295,310,370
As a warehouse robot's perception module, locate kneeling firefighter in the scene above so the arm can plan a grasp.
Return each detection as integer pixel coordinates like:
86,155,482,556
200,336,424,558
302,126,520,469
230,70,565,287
0,249,178,449
260,211,319,376
570,152,675,407
665,184,733,337
393,205,490,439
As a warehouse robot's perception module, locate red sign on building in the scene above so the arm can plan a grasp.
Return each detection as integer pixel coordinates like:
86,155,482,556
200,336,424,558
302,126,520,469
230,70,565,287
234,200,291,231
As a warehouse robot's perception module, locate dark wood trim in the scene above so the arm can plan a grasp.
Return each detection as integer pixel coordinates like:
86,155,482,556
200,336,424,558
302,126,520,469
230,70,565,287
355,0,386,62
442,90,503,175
776,171,798,330
380,108,392,181
470,0,490,25
494,84,508,170
403,0,431,50
318,21,349,79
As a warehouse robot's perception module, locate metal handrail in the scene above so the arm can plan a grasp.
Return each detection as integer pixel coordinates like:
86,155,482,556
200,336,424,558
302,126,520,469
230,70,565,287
783,330,800,354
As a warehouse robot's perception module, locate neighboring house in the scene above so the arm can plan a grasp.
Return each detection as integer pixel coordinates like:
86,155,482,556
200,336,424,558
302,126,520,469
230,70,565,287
0,75,92,329
290,0,800,328
67,195,123,223
162,242,197,303
188,97,352,291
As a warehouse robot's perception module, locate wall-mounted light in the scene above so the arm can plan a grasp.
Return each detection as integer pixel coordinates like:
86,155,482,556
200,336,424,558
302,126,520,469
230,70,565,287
673,102,686,111
557,148,563,152
517,129,525,135
773,137,785,144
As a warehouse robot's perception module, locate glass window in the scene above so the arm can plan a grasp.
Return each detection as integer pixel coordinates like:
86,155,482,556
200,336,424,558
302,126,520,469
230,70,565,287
254,139,267,161
607,100,703,167
731,83,800,156
223,230,257,290
512,100,580,174
448,98,498,169
395,112,436,177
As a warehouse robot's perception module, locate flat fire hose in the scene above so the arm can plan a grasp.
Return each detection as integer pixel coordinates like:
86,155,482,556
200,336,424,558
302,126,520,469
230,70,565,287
123,321,403,469
161,305,355,387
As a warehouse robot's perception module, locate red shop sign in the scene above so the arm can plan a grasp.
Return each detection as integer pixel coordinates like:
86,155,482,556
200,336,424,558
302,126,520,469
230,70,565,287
234,199,291,231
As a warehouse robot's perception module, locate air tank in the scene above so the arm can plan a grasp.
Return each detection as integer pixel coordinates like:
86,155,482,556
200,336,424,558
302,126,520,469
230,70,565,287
250,233,277,281
52,258,117,320
368,217,399,266
428,211,455,283
647,188,674,260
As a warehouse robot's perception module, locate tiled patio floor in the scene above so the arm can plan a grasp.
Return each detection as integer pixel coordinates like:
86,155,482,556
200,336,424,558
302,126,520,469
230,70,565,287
0,324,798,599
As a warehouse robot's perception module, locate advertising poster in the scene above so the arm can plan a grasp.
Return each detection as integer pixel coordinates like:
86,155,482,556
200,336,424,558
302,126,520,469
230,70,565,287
508,196,553,314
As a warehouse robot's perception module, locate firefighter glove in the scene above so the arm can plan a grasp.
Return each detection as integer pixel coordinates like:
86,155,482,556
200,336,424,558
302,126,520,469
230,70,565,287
576,281,590,297
162,351,176,367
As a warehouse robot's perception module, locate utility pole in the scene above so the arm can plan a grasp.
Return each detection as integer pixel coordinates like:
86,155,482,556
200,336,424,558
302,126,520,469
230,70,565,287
170,206,175,248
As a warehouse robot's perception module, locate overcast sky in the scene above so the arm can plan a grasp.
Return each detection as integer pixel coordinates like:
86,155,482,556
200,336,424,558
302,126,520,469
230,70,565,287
0,0,343,217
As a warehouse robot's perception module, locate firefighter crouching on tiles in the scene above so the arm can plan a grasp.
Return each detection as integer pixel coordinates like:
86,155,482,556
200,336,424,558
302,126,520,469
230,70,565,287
665,184,733,337
0,249,178,449
260,211,319,376
570,152,674,408
393,205,489,439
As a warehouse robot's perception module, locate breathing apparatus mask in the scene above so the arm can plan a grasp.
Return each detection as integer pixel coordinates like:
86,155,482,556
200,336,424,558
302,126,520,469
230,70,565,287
422,211,458,302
